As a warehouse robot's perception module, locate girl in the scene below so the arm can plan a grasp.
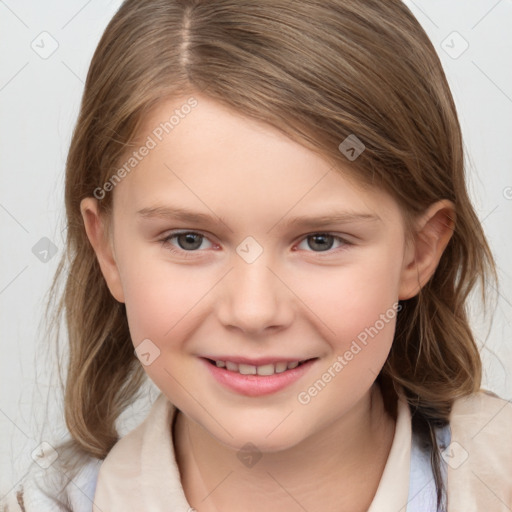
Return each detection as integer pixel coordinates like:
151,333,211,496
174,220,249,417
4,0,511,511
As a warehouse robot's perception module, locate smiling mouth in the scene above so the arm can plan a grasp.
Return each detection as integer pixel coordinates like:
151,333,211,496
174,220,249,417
204,358,315,376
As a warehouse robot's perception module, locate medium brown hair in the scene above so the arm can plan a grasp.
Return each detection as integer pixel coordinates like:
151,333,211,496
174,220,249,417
30,0,497,509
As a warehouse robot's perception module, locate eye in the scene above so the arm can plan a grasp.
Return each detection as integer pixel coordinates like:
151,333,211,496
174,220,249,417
159,230,351,258
161,231,214,253
296,233,350,253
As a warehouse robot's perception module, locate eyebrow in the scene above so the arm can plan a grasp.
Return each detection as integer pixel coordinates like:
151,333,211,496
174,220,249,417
136,205,381,230
137,205,223,224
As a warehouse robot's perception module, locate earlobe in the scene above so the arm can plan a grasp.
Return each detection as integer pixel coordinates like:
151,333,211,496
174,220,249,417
80,197,125,303
398,200,456,300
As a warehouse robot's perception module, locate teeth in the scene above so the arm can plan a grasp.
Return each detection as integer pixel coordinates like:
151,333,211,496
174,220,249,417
257,364,275,376
275,362,288,373
213,359,306,375
238,364,257,375
226,361,238,371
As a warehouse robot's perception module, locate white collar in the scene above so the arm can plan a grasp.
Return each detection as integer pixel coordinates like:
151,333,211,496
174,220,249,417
93,390,413,512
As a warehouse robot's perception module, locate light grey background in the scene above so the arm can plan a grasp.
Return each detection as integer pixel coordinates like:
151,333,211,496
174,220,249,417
1,0,511,499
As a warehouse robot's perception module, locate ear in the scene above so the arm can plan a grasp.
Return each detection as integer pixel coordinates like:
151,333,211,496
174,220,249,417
399,200,456,300
80,197,125,303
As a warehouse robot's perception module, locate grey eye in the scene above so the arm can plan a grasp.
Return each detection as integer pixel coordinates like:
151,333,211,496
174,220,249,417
306,234,335,252
175,233,204,250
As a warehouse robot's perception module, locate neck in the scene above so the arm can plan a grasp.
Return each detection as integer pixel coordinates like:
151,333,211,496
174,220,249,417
173,383,396,512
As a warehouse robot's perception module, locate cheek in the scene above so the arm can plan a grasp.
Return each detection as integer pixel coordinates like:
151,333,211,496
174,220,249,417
293,251,402,348
293,257,402,416
122,269,211,345
116,240,206,346
118,250,215,399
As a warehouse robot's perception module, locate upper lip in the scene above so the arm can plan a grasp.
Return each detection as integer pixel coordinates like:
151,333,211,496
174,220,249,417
201,356,315,366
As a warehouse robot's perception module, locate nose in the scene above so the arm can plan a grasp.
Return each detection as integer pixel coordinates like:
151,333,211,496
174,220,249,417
216,254,294,336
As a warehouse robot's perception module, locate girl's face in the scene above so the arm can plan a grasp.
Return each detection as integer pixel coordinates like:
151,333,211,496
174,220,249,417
84,93,446,452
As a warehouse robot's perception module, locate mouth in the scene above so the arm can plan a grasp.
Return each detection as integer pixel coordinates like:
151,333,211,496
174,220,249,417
201,356,318,397
204,358,315,376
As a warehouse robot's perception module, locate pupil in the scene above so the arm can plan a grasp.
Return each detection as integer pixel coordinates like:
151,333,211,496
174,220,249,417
308,234,333,252
178,233,202,250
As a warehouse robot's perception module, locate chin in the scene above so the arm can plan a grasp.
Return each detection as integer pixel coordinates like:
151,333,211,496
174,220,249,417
225,433,305,454
203,415,310,453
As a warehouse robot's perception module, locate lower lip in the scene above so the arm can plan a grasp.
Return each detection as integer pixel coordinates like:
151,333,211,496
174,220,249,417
201,358,317,397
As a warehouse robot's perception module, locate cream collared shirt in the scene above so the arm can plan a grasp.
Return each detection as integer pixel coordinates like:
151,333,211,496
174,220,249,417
90,389,512,512
4,389,511,511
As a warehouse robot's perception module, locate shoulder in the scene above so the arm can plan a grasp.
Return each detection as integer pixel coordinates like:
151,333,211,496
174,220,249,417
450,388,512,431
447,389,512,509
1,454,102,512
449,388,512,455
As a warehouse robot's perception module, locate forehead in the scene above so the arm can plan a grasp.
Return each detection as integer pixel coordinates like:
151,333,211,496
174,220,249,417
112,93,401,226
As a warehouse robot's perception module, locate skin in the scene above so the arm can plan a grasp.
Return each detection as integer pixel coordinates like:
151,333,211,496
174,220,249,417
81,93,455,511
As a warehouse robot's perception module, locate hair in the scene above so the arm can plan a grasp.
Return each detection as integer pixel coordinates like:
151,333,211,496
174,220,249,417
21,0,498,510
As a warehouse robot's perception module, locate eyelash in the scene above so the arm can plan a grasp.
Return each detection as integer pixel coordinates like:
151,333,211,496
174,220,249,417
159,230,352,259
